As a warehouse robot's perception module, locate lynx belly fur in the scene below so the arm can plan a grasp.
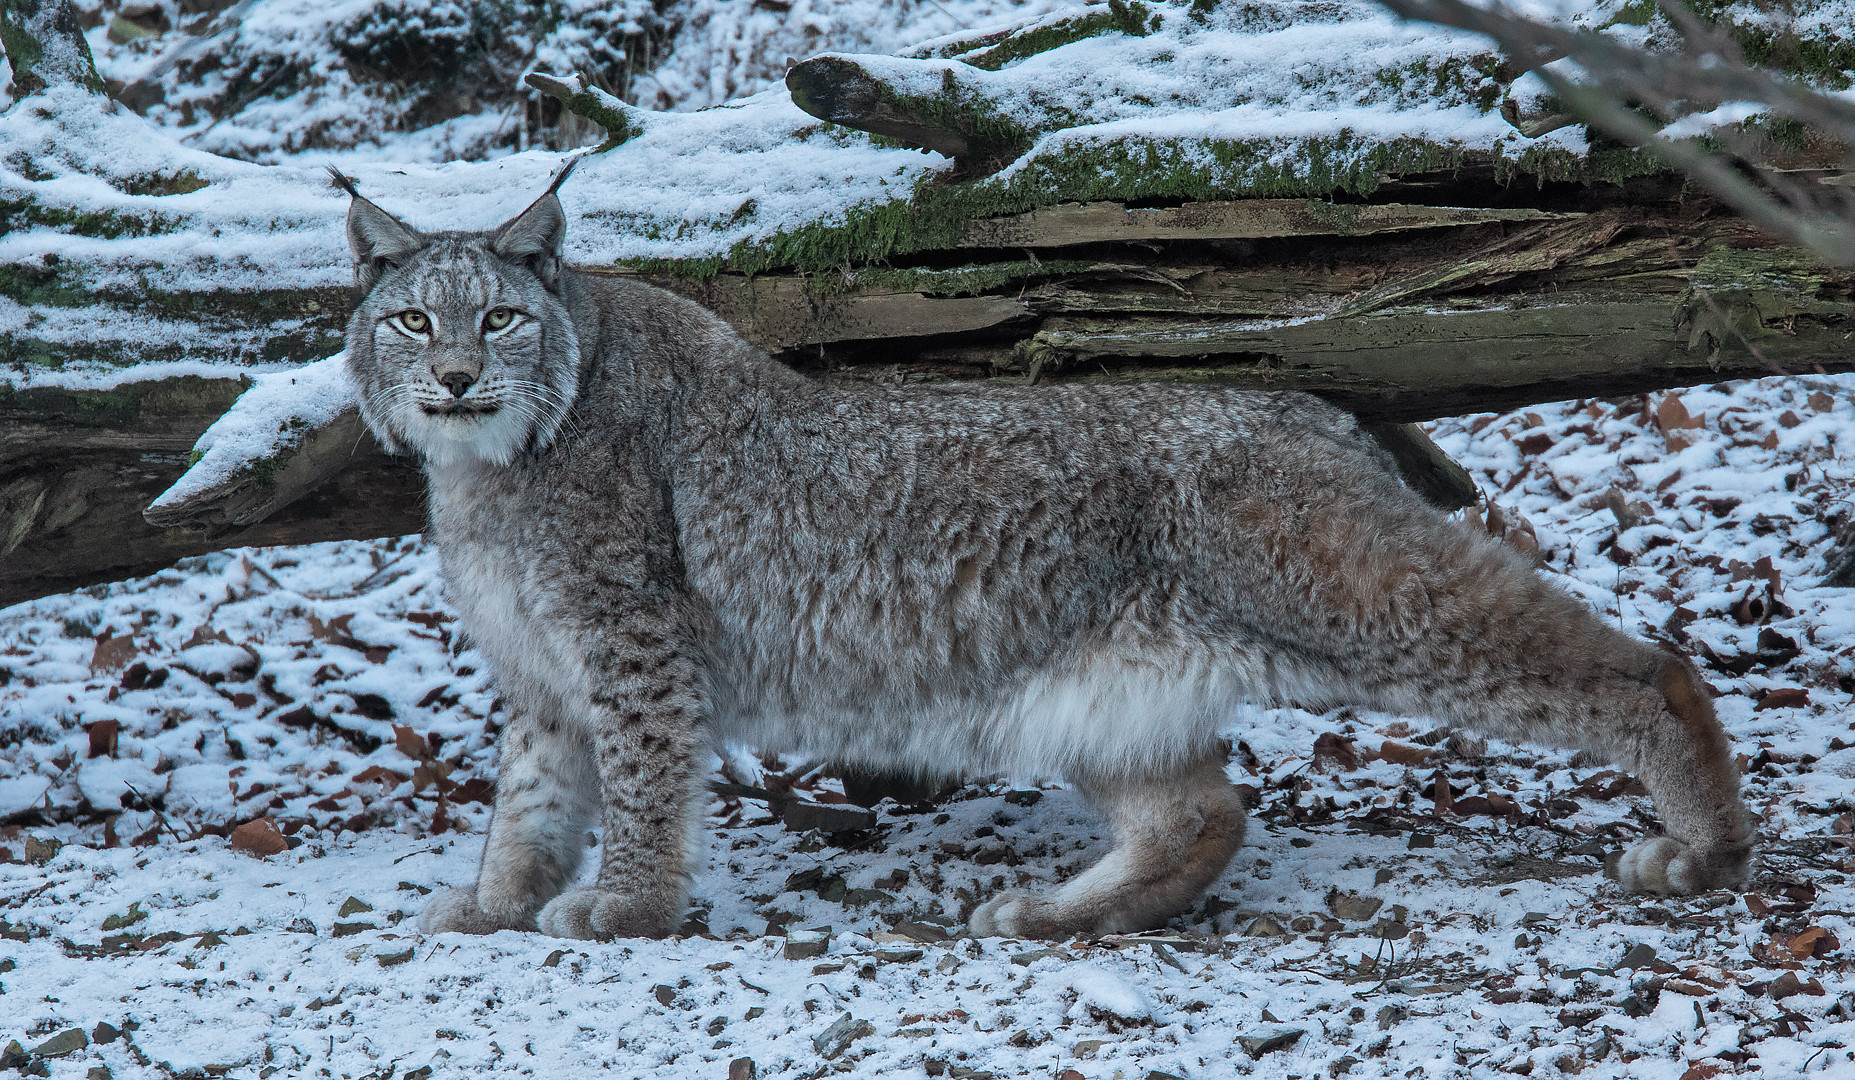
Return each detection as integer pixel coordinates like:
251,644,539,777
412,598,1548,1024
331,167,1753,942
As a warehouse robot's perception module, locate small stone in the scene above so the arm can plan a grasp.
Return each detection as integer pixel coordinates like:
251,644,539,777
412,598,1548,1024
812,1014,873,1059
843,888,894,906
1767,970,1805,999
0,1041,27,1069
91,1022,120,1045
872,948,924,964
653,984,677,1006
728,1058,756,1080
1244,916,1288,937
338,897,374,917
1003,790,1043,806
376,948,415,967
330,922,375,938
32,1028,88,1057
1327,893,1384,922
1238,1027,1305,1057
784,929,830,960
1073,1039,1108,1058
23,836,60,866
88,1067,113,1080
892,920,951,943
1406,832,1434,850
935,954,961,973
782,802,876,833
1615,943,1657,970
1010,947,1069,966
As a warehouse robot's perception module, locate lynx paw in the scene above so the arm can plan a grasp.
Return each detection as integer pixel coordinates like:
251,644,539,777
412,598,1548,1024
418,888,534,935
536,887,676,940
1609,836,1752,895
969,890,1068,939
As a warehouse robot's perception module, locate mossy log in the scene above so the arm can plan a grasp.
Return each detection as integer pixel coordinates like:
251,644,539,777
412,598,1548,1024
8,181,1855,607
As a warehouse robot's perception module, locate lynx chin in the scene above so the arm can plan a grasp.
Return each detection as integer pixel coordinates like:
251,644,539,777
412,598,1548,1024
333,165,1752,942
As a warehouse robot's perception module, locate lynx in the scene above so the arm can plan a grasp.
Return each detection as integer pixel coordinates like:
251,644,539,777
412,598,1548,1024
331,166,1752,942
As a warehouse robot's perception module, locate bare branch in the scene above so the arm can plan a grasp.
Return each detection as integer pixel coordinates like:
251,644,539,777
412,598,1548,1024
1378,0,1855,266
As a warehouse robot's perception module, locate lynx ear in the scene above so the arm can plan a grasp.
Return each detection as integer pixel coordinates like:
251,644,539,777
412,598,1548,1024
328,168,424,291
490,159,578,289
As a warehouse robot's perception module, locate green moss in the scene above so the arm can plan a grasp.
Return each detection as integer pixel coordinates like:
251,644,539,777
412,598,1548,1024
1690,246,1831,299
0,195,190,239
0,376,247,427
635,132,1475,279
960,1,1159,71
120,171,211,197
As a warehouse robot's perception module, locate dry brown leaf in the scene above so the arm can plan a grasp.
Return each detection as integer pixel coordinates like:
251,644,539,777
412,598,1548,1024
1755,688,1811,712
90,630,138,673
351,765,410,787
1378,740,1433,766
1785,926,1839,959
393,725,432,762
86,719,120,760
1656,395,1705,432
228,817,287,857
1311,732,1359,773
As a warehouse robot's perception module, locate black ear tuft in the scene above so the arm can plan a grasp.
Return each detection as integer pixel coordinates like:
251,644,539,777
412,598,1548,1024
490,158,579,290
330,168,424,291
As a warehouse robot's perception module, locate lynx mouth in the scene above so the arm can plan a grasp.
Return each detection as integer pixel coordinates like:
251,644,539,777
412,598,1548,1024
420,401,501,417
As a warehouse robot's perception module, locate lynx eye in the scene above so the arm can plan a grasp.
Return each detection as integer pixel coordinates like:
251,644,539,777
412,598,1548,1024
396,310,430,334
483,307,517,332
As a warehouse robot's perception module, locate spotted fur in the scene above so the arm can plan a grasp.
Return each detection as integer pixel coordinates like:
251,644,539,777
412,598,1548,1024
334,172,1753,942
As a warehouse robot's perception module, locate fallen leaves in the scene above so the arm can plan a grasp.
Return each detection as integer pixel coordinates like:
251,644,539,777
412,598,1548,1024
86,719,119,759
1376,740,1433,767
1311,732,1359,773
89,629,137,673
227,817,287,857
1754,687,1811,711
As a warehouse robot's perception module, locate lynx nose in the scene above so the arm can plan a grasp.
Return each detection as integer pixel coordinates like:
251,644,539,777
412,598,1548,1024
438,370,476,398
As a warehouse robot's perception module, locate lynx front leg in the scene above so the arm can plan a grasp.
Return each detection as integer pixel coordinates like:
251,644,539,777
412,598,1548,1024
420,710,597,935
970,759,1246,939
535,644,707,940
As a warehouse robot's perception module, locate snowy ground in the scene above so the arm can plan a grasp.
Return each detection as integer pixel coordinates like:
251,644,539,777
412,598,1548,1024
4,374,1855,1078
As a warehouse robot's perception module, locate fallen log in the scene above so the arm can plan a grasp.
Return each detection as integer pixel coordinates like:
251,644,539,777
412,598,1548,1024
5,2,1853,608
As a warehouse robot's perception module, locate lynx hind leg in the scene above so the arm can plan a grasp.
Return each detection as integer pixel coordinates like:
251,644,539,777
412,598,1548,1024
420,714,598,935
1606,652,1753,894
969,759,1245,940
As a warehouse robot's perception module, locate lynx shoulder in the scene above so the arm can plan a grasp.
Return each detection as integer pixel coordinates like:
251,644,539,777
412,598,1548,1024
331,169,1752,942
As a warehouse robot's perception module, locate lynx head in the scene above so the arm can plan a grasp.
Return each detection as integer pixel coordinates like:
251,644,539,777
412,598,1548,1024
333,163,582,469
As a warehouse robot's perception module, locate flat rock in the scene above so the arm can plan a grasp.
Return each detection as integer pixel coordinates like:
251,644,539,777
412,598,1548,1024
782,802,876,833
33,1028,88,1058
813,1015,874,1059
1238,1027,1305,1057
